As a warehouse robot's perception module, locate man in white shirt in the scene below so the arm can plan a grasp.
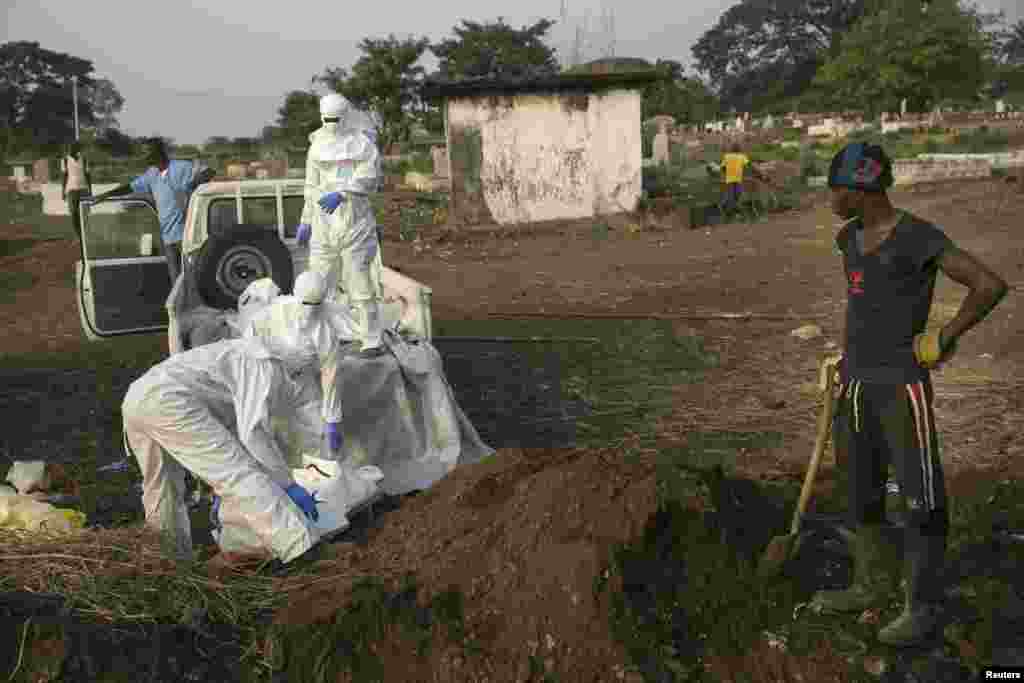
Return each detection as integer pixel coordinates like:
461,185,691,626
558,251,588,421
61,142,92,240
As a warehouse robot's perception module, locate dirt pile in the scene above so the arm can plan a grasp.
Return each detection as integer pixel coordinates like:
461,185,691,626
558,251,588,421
272,444,662,681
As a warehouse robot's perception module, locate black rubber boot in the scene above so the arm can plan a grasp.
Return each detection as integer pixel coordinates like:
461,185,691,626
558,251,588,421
811,524,900,613
877,524,946,646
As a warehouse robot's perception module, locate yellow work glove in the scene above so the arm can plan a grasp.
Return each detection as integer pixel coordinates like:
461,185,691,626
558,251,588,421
913,327,957,369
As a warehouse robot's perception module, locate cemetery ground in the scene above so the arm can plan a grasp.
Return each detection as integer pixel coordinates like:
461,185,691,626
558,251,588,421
0,174,1023,682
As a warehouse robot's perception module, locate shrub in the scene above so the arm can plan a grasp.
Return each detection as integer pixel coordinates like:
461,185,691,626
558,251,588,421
799,145,823,179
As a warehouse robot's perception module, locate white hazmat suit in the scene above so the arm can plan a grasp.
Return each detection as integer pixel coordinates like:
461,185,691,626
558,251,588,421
300,93,384,352
122,339,321,564
240,271,343,432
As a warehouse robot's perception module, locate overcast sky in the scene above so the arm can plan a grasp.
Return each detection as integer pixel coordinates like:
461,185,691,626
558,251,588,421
5,0,1022,145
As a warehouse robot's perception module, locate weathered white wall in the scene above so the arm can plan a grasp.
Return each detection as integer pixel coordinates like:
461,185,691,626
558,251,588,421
447,89,642,224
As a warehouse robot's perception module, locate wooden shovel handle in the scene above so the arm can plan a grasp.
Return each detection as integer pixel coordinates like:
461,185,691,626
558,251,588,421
789,359,840,535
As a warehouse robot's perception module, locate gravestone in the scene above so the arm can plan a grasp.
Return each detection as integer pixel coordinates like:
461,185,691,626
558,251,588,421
32,159,50,184
652,131,670,165
431,146,449,178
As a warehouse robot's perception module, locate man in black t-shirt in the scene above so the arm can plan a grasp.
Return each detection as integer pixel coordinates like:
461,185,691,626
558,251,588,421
810,142,1008,647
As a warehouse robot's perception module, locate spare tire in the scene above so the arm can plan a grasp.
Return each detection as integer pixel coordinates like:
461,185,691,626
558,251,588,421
196,227,293,310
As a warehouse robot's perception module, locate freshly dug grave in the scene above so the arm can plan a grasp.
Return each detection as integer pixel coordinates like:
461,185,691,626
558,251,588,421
271,444,664,682
268,443,845,682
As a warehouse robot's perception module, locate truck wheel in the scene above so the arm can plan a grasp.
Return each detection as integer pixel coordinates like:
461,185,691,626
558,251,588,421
196,228,293,309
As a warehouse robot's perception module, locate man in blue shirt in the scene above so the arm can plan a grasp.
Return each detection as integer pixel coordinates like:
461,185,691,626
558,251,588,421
95,139,214,285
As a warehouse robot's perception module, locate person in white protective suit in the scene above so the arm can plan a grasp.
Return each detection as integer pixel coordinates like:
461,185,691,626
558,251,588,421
122,338,325,565
240,270,346,456
295,92,385,357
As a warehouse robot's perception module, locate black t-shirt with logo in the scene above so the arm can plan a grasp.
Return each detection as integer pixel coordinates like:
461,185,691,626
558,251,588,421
835,211,954,384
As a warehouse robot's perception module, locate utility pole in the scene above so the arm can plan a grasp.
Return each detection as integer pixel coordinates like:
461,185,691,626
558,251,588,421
72,76,80,141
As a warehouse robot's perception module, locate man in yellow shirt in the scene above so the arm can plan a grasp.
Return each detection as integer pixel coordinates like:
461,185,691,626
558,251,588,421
721,143,751,211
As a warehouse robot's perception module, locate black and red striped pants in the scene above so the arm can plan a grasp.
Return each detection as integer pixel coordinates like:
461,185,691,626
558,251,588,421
834,376,949,534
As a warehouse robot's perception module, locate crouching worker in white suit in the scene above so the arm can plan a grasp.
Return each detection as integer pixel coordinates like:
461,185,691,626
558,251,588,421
122,338,324,566
241,270,346,456
295,92,385,357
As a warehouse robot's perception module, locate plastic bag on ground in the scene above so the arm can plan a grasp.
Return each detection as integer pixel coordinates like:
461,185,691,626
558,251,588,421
5,461,48,494
0,494,86,533
210,458,384,553
6,461,81,498
290,457,385,541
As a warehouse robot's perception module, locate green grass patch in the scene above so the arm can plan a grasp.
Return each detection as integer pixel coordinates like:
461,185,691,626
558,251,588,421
599,447,888,682
600,492,867,683
1,190,79,240
382,151,434,178
0,271,38,303
434,317,720,448
397,192,446,241
0,335,166,526
269,574,472,683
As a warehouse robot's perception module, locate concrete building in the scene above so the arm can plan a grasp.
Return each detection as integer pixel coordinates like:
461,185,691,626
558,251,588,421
421,68,664,225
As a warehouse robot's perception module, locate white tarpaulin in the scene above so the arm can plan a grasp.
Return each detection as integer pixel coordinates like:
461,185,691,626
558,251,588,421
163,278,494,557
204,278,495,486
210,324,495,555
265,327,495,495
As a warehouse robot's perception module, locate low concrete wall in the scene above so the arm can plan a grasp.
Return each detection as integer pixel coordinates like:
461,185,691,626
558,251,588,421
892,158,991,186
916,150,1024,170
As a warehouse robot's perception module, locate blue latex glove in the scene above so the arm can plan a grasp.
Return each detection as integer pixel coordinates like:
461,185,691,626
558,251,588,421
296,223,312,246
325,421,343,452
210,495,222,531
318,192,345,214
285,483,320,522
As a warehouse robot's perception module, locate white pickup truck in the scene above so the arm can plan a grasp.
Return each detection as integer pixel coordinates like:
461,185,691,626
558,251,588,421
74,179,433,351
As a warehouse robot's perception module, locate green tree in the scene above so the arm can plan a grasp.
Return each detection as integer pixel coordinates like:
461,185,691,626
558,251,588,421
0,41,103,152
692,0,870,113
172,143,202,158
83,78,124,134
94,128,137,157
812,0,992,115
272,90,320,150
1000,19,1024,65
430,17,560,79
316,35,431,151
641,59,720,124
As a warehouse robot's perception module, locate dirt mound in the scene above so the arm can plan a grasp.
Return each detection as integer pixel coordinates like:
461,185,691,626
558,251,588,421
273,445,661,681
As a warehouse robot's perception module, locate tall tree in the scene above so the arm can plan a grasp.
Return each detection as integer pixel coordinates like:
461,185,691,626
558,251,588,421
812,0,992,115
639,59,720,124
272,90,320,149
430,18,560,80
1001,19,1024,65
94,128,137,157
316,35,431,151
0,41,98,148
83,78,125,133
692,0,869,113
